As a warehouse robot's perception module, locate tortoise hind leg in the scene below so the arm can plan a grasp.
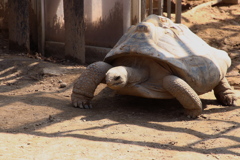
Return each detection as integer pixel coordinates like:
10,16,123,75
71,61,112,109
214,77,237,106
163,75,202,118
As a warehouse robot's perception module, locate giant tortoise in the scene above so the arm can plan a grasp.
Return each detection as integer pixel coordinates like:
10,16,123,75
71,15,237,118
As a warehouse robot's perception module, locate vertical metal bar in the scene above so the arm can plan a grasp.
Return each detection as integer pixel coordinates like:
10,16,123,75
131,0,133,24
123,0,131,33
158,0,163,16
141,0,146,20
40,0,45,55
64,0,85,63
149,0,153,15
175,0,182,23
167,0,171,19
138,0,141,22
131,0,141,24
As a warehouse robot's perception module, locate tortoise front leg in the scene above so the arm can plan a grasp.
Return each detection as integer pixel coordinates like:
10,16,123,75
214,77,237,106
71,62,112,108
163,75,202,118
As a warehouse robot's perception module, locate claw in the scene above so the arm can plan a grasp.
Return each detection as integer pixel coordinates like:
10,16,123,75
223,95,237,106
184,108,202,118
89,104,93,109
232,101,237,106
73,102,78,108
83,102,93,109
71,93,93,109
225,97,232,106
84,104,89,109
79,103,84,109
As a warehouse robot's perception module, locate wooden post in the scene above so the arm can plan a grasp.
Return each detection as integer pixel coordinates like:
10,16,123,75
158,0,164,16
8,0,30,53
149,0,153,15
63,0,85,64
141,0,146,21
167,0,171,19
131,0,141,24
222,0,239,4
123,0,131,33
138,0,141,22
37,0,45,55
175,0,182,23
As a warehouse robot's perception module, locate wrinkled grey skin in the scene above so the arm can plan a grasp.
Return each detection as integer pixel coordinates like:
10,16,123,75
71,15,237,118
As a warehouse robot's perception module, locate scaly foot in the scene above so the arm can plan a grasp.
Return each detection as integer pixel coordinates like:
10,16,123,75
71,93,92,109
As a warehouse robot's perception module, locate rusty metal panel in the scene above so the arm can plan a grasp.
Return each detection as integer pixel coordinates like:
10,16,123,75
85,0,125,48
43,0,129,49
45,0,65,42
131,0,141,25
0,0,8,30
2,0,134,58
222,0,239,4
123,0,131,34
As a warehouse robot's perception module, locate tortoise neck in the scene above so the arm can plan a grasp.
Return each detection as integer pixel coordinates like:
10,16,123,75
124,66,148,84
105,66,148,90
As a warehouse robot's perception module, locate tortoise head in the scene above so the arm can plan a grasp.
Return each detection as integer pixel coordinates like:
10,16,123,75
105,66,128,90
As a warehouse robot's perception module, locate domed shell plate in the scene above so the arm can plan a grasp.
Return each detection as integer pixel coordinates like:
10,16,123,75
104,15,231,94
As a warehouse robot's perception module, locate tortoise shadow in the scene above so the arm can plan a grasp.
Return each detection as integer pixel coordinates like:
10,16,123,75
58,87,240,156
0,84,239,157
87,87,239,122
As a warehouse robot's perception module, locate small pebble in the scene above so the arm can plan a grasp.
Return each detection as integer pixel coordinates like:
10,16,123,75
60,83,67,88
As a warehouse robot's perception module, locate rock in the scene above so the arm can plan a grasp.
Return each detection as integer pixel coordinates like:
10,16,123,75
60,83,67,88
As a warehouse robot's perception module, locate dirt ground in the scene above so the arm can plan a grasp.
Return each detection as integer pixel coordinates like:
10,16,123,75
1,1,240,160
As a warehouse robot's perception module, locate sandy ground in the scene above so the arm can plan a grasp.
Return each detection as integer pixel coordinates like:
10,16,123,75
0,1,240,160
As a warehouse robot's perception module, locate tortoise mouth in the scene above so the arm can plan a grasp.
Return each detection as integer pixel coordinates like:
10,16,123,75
110,82,122,86
106,78,127,90
106,81,126,89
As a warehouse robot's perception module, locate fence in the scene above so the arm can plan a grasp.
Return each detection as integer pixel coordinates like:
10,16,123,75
42,0,183,63
1,0,183,63
146,0,182,23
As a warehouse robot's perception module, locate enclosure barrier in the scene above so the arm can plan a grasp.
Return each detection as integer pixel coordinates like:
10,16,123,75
2,0,185,63
143,0,182,23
